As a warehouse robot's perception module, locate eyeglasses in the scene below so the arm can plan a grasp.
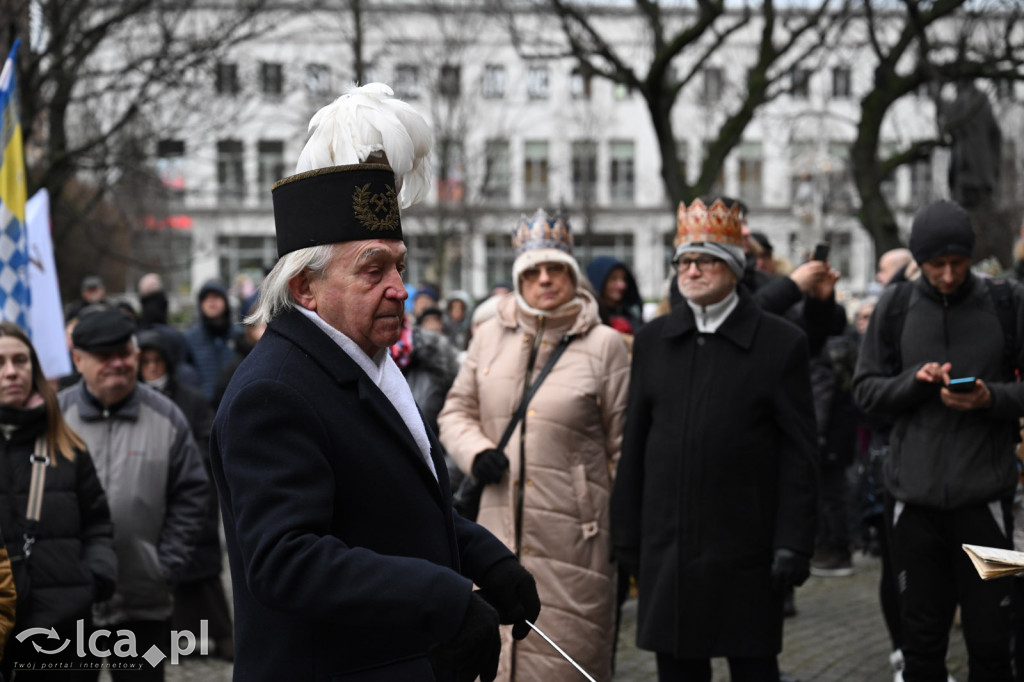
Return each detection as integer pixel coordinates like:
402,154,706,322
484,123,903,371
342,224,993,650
673,255,721,273
521,262,569,282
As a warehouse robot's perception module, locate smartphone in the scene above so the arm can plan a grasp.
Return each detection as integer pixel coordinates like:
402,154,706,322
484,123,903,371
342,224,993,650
812,242,830,262
948,377,977,393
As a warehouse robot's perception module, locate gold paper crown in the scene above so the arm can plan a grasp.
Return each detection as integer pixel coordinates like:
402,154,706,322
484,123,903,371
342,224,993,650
512,208,573,256
675,198,744,249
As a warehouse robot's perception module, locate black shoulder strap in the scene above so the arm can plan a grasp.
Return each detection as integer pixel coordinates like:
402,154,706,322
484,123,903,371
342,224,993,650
880,281,914,374
495,333,574,452
985,278,1018,380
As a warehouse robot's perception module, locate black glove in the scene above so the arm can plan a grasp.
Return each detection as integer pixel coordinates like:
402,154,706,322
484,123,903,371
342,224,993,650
472,449,509,485
771,548,810,591
614,547,640,583
429,592,500,682
477,557,541,640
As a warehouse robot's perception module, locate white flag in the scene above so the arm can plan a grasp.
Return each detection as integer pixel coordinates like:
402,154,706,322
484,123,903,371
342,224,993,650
26,188,71,380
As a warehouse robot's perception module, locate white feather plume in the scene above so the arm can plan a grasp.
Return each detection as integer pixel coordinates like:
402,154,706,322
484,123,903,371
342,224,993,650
295,83,432,209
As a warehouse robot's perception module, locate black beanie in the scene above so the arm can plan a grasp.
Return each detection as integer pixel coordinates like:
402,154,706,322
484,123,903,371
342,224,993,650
909,200,974,264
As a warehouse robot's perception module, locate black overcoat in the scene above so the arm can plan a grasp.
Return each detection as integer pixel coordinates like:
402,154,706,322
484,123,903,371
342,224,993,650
611,291,818,658
211,308,514,681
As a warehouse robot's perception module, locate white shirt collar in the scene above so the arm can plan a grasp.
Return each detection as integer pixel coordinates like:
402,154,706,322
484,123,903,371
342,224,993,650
686,289,739,333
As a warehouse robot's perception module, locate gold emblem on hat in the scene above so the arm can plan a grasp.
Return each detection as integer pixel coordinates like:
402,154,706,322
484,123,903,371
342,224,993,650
353,184,400,232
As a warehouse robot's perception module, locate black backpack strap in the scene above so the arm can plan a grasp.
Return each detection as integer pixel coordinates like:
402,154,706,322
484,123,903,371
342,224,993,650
880,281,914,375
984,278,1018,381
496,333,574,452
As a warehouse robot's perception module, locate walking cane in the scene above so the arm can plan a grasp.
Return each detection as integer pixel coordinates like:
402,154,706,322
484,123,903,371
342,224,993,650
525,620,598,682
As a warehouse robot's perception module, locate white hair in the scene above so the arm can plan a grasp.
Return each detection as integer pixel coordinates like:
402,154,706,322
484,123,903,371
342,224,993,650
246,244,337,325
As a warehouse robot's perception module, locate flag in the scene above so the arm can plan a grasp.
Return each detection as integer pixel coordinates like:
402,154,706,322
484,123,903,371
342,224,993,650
26,189,71,379
0,39,29,331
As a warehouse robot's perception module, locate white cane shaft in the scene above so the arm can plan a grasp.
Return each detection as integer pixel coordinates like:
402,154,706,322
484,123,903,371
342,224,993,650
525,620,597,682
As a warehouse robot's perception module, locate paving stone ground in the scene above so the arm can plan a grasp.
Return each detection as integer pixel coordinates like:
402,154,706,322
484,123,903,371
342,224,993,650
613,552,968,682
133,552,969,682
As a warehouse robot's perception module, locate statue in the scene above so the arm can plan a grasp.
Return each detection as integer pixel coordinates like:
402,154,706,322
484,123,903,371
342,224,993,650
940,79,1009,267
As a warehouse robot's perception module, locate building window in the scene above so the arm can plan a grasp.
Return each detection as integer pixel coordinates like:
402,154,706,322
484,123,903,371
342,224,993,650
217,139,245,203
996,79,1016,102
832,66,851,99
156,139,186,201
215,62,239,95
439,65,461,98
306,63,331,98
524,140,549,204
908,156,933,208
394,64,420,99
677,140,689,185
218,235,278,289
485,234,516,290
702,140,726,196
436,138,465,204
572,140,598,204
583,233,635,268
998,139,1019,206
703,67,723,103
482,64,506,99
526,65,549,99
483,139,510,201
609,140,635,203
257,140,285,204
570,67,591,100
738,142,763,207
790,68,811,99
261,62,283,96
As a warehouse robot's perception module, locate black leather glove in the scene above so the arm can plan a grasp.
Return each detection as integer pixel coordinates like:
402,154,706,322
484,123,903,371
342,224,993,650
477,557,541,640
472,449,509,485
771,548,810,591
614,547,640,583
429,592,500,682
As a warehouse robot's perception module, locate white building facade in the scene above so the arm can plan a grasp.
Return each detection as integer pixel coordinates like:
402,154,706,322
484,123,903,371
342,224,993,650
144,2,1023,303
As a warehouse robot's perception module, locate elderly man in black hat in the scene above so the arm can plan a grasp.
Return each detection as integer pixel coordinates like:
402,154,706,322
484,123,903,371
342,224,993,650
58,306,208,681
210,83,539,682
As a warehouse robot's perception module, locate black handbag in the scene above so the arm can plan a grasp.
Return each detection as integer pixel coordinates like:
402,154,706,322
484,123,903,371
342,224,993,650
453,334,573,521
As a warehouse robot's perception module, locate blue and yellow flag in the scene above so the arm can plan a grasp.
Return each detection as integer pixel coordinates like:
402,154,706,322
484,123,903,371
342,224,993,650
0,39,29,331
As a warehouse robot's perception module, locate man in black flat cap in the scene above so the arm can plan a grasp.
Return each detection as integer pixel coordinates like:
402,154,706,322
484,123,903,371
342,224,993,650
210,84,539,682
58,306,208,682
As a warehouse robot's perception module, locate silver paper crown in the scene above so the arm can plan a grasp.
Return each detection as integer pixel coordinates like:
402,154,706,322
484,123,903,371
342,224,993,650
512,209,573,256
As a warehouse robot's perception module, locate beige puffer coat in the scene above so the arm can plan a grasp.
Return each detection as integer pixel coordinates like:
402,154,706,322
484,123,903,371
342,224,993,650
438,290,630,682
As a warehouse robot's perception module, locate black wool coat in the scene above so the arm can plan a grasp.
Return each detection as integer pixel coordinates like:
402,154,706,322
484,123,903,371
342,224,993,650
211,308,514,682
611,291,818,659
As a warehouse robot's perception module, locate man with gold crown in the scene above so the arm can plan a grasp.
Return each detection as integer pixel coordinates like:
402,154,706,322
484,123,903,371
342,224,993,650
611,198,819,682
210,84,539,682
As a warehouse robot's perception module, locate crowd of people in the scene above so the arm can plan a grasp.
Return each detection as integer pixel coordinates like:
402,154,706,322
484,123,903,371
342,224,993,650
0,82,1021,682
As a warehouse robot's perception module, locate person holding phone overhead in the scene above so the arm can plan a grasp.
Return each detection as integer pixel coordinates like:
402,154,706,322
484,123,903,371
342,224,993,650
854,199,1024,682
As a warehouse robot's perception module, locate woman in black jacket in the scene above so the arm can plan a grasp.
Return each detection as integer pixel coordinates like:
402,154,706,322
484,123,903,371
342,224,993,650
0,321,116,679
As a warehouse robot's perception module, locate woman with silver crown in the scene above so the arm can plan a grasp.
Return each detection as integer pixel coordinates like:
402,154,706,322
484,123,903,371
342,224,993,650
439,209,631,682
